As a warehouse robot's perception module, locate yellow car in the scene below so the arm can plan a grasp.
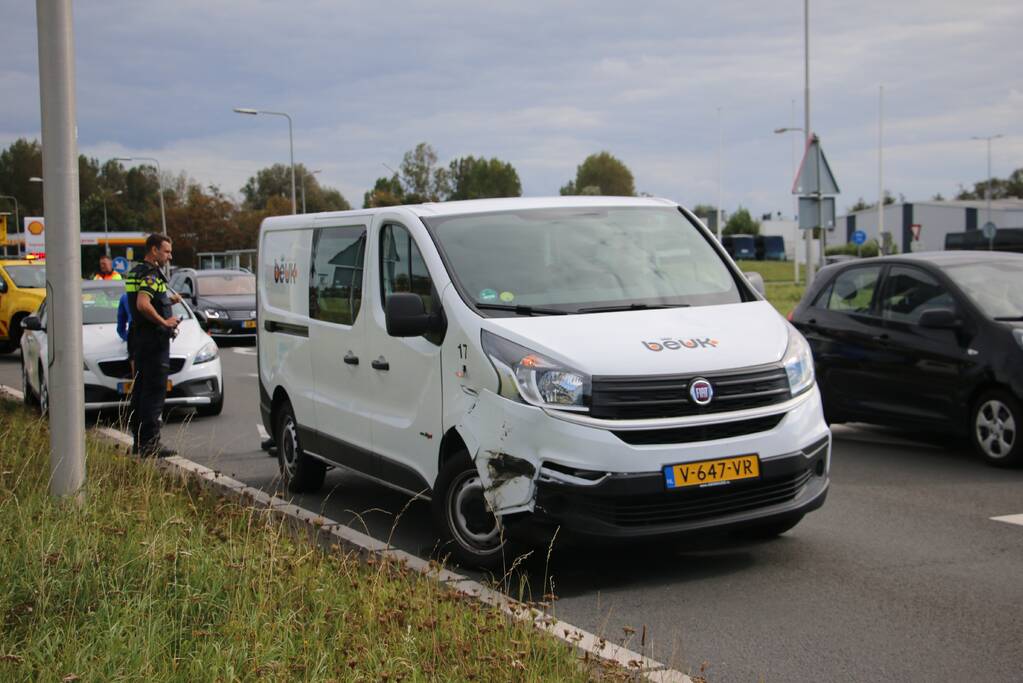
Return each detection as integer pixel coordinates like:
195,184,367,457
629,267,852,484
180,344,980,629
0,258,46,353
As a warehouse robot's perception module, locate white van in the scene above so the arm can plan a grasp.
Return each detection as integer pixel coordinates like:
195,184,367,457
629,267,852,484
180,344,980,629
258,197,830,567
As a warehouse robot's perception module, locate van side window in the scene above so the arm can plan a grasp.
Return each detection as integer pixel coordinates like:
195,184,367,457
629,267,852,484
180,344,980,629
825,266,881,315
380,224,433,311
309,226,366,325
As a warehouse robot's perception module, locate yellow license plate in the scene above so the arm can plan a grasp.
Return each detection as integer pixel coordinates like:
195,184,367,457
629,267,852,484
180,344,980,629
119,380,173,394
664,454,760,490
243,320,257,329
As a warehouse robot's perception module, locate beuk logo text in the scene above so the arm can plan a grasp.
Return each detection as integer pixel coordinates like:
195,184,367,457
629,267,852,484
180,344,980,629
273,257,299,284
642,337,719,352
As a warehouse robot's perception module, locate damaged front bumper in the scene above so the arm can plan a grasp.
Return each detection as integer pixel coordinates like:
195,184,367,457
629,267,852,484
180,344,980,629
455,387,831,537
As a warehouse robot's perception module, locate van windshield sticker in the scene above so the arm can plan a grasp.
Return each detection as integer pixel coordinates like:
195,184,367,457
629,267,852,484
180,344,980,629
499,291,515,303
479,288,497,302
642,337,719,351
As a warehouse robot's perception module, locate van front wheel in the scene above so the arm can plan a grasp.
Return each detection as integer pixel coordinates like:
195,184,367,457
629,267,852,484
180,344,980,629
432,453,508,570
275,401,326,493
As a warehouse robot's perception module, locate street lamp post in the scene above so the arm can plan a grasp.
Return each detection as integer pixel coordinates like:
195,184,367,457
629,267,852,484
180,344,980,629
114,156,166,234
101,189,123,256
301,168,321,213
971,134,1004,247
774,125,804,283
233,107,297,215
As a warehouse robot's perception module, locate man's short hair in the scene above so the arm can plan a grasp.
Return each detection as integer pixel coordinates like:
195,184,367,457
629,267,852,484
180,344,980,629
99,254,112,261
145,233,171,252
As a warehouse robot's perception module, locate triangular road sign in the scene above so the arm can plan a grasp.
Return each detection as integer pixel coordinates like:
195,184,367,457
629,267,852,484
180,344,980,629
792,134,840,195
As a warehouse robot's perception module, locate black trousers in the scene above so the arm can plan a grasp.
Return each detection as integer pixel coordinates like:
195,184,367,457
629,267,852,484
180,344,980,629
129,333,170,451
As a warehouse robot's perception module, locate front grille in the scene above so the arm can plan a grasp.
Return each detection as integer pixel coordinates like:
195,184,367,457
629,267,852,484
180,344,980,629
545,468,812,528
227,309,255,320
98,356,186,379
590,366,791,420
613,413,785,445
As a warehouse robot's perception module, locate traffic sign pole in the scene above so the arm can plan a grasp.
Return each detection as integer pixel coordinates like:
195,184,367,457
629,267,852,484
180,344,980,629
37,0,86,501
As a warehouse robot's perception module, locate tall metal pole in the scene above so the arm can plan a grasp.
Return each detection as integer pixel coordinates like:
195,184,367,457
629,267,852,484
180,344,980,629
232,108,297,214
878,85,884,252
790,100,799,284
804,0,814,284
36,0,85,500
102,194,109,256
716,106,723,240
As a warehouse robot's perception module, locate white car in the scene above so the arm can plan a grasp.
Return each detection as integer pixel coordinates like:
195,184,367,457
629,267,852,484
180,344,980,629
20,280,224,416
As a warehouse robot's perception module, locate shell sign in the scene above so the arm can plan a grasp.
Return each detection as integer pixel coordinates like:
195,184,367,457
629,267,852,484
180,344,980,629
23,217,45,253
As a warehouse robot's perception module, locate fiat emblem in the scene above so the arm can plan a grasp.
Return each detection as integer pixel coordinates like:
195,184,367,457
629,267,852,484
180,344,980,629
689,378,713,405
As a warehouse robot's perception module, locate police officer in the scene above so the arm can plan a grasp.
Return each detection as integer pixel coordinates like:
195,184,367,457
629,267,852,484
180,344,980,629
125,233,180,457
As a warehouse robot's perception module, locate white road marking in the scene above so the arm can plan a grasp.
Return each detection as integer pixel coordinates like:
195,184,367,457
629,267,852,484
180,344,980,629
232,347,257,356
991,513,1023,527
0,385,24,400
256,423,269,441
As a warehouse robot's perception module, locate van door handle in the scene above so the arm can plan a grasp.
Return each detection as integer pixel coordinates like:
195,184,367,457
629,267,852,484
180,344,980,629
371,357,390,371
872,333,890,344
343,352,359,366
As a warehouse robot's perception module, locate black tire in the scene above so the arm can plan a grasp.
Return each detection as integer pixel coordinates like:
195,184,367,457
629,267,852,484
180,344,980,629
734,514,804,541
20,356,37,407
431,452,510,570
971,389,1022,467
275,400,326,493
196,387,224,417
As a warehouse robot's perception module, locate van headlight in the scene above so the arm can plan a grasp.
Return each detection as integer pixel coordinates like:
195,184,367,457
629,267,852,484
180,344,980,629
193,340,219,365
782,324,815,396
481,330,590,412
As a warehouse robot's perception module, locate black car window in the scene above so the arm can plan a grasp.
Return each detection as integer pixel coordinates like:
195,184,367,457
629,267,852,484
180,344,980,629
813,282,833,308
880,266,956,324
309,226,366,326
825,266,881,315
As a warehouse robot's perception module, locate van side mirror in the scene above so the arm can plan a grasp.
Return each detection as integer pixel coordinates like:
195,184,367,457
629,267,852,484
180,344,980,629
21,315,42,331
744,271,766,297
918,308,960,329
386,292,431,337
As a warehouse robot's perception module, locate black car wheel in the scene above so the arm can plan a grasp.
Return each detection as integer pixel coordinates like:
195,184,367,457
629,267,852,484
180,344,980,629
20,356,36,407
275,400,325,493
972,390,1021,467
431,452,509,570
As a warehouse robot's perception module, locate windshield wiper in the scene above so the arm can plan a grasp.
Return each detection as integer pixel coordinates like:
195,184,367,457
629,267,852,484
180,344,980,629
576,303,691,313
475,303,569,316
994,316,1023,321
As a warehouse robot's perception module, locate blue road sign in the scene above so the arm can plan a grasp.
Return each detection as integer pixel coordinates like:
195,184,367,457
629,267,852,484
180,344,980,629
852,230,867,246
112,256,129,273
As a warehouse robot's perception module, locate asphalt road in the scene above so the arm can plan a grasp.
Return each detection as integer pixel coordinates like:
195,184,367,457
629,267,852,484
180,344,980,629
2,345,1022,682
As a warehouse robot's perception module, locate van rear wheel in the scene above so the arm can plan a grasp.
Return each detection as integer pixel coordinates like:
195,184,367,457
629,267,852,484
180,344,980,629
275,401,326,493
432,453,509,570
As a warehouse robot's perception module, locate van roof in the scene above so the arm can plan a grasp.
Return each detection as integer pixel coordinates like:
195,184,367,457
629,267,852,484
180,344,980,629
260,195,681,230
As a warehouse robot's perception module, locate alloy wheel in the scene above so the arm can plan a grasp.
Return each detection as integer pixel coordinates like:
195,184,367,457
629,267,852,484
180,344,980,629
279,416,299,479
975,399,1016,460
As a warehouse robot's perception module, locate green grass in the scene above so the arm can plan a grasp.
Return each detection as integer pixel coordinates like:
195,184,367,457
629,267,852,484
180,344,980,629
0,403,594,682
734,260,806,315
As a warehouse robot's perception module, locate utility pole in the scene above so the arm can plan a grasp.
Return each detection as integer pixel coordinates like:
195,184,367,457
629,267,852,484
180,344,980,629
878,85,885,252
36,0,85,500
803,0,813,284
716,106,723,241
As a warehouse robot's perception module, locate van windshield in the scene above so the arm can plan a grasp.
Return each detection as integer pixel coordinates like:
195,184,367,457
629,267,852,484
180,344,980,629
425,207,743,315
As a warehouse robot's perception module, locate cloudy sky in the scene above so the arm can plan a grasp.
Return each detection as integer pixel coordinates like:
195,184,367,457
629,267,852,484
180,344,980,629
2,0,1021,216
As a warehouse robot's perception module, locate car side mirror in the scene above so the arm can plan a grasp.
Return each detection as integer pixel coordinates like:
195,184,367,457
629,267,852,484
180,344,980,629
918,308,960,329
744,271,766,297
21,315,42,331
386,292,431,337
0,279,7,294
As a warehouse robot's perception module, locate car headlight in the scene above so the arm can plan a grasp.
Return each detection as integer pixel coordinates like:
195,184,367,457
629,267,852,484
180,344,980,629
481,330,590,412
194,340,219,364
782,323,815,396
203,308,223,319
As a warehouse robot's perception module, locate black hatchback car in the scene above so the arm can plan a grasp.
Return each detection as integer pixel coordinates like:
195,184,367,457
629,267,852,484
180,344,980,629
168,268,257,340
790,252,1023,466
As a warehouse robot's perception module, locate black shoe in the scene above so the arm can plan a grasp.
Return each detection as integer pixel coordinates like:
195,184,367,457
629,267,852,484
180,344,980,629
138,443,177,459
260,437,276,451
